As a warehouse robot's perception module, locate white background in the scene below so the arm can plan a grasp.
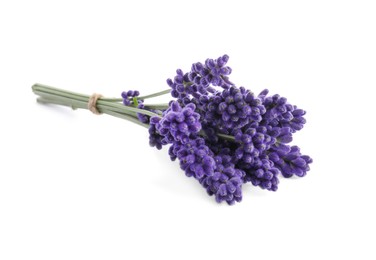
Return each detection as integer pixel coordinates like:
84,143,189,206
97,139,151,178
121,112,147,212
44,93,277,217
1,0,375,259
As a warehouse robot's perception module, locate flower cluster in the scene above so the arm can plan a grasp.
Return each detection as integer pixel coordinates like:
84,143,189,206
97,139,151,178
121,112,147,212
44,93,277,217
121,90,149,123
156,101,201,144
168,137,215,179
121,90,140,106
199,86,265,133
166,54,234,104
121,55,312,205
201,153,244,204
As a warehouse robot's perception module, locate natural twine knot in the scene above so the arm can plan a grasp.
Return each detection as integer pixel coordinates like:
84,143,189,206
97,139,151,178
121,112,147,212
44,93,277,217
88,93,103,115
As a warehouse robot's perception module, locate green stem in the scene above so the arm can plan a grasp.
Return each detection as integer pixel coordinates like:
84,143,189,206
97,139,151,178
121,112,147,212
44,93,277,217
144,103,170,110
137,89,171,100
217,133,235,141
100,89,171,103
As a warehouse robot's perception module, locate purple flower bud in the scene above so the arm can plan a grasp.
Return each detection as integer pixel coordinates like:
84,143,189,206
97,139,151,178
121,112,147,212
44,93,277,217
222,54,229,63
176,69,184,76
227,104,237,114
292,109,306,117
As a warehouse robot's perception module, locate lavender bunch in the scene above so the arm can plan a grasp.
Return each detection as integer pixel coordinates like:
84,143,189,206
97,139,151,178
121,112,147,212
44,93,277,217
32,54,312,205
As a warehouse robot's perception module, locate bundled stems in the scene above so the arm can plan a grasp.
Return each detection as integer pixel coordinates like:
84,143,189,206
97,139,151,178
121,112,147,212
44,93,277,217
32,83,234,140
32,83,160,128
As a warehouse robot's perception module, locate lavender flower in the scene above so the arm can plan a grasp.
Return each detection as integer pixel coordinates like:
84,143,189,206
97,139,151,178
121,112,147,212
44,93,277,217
202,86,265,134
148,117,164,150
200,153,245,205
191,54,233,89
233,125,275,166
166,54,234,103
243,157,280,191
121,89,151,123
156,101,201,144
259,90,307,133
169,137,216,179
137,102,149,123
269,145,312,178
121,90,140,106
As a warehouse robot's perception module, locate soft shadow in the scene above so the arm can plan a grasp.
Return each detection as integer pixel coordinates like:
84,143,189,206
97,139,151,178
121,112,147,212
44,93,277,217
243,183,270,198
34,102,79,119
